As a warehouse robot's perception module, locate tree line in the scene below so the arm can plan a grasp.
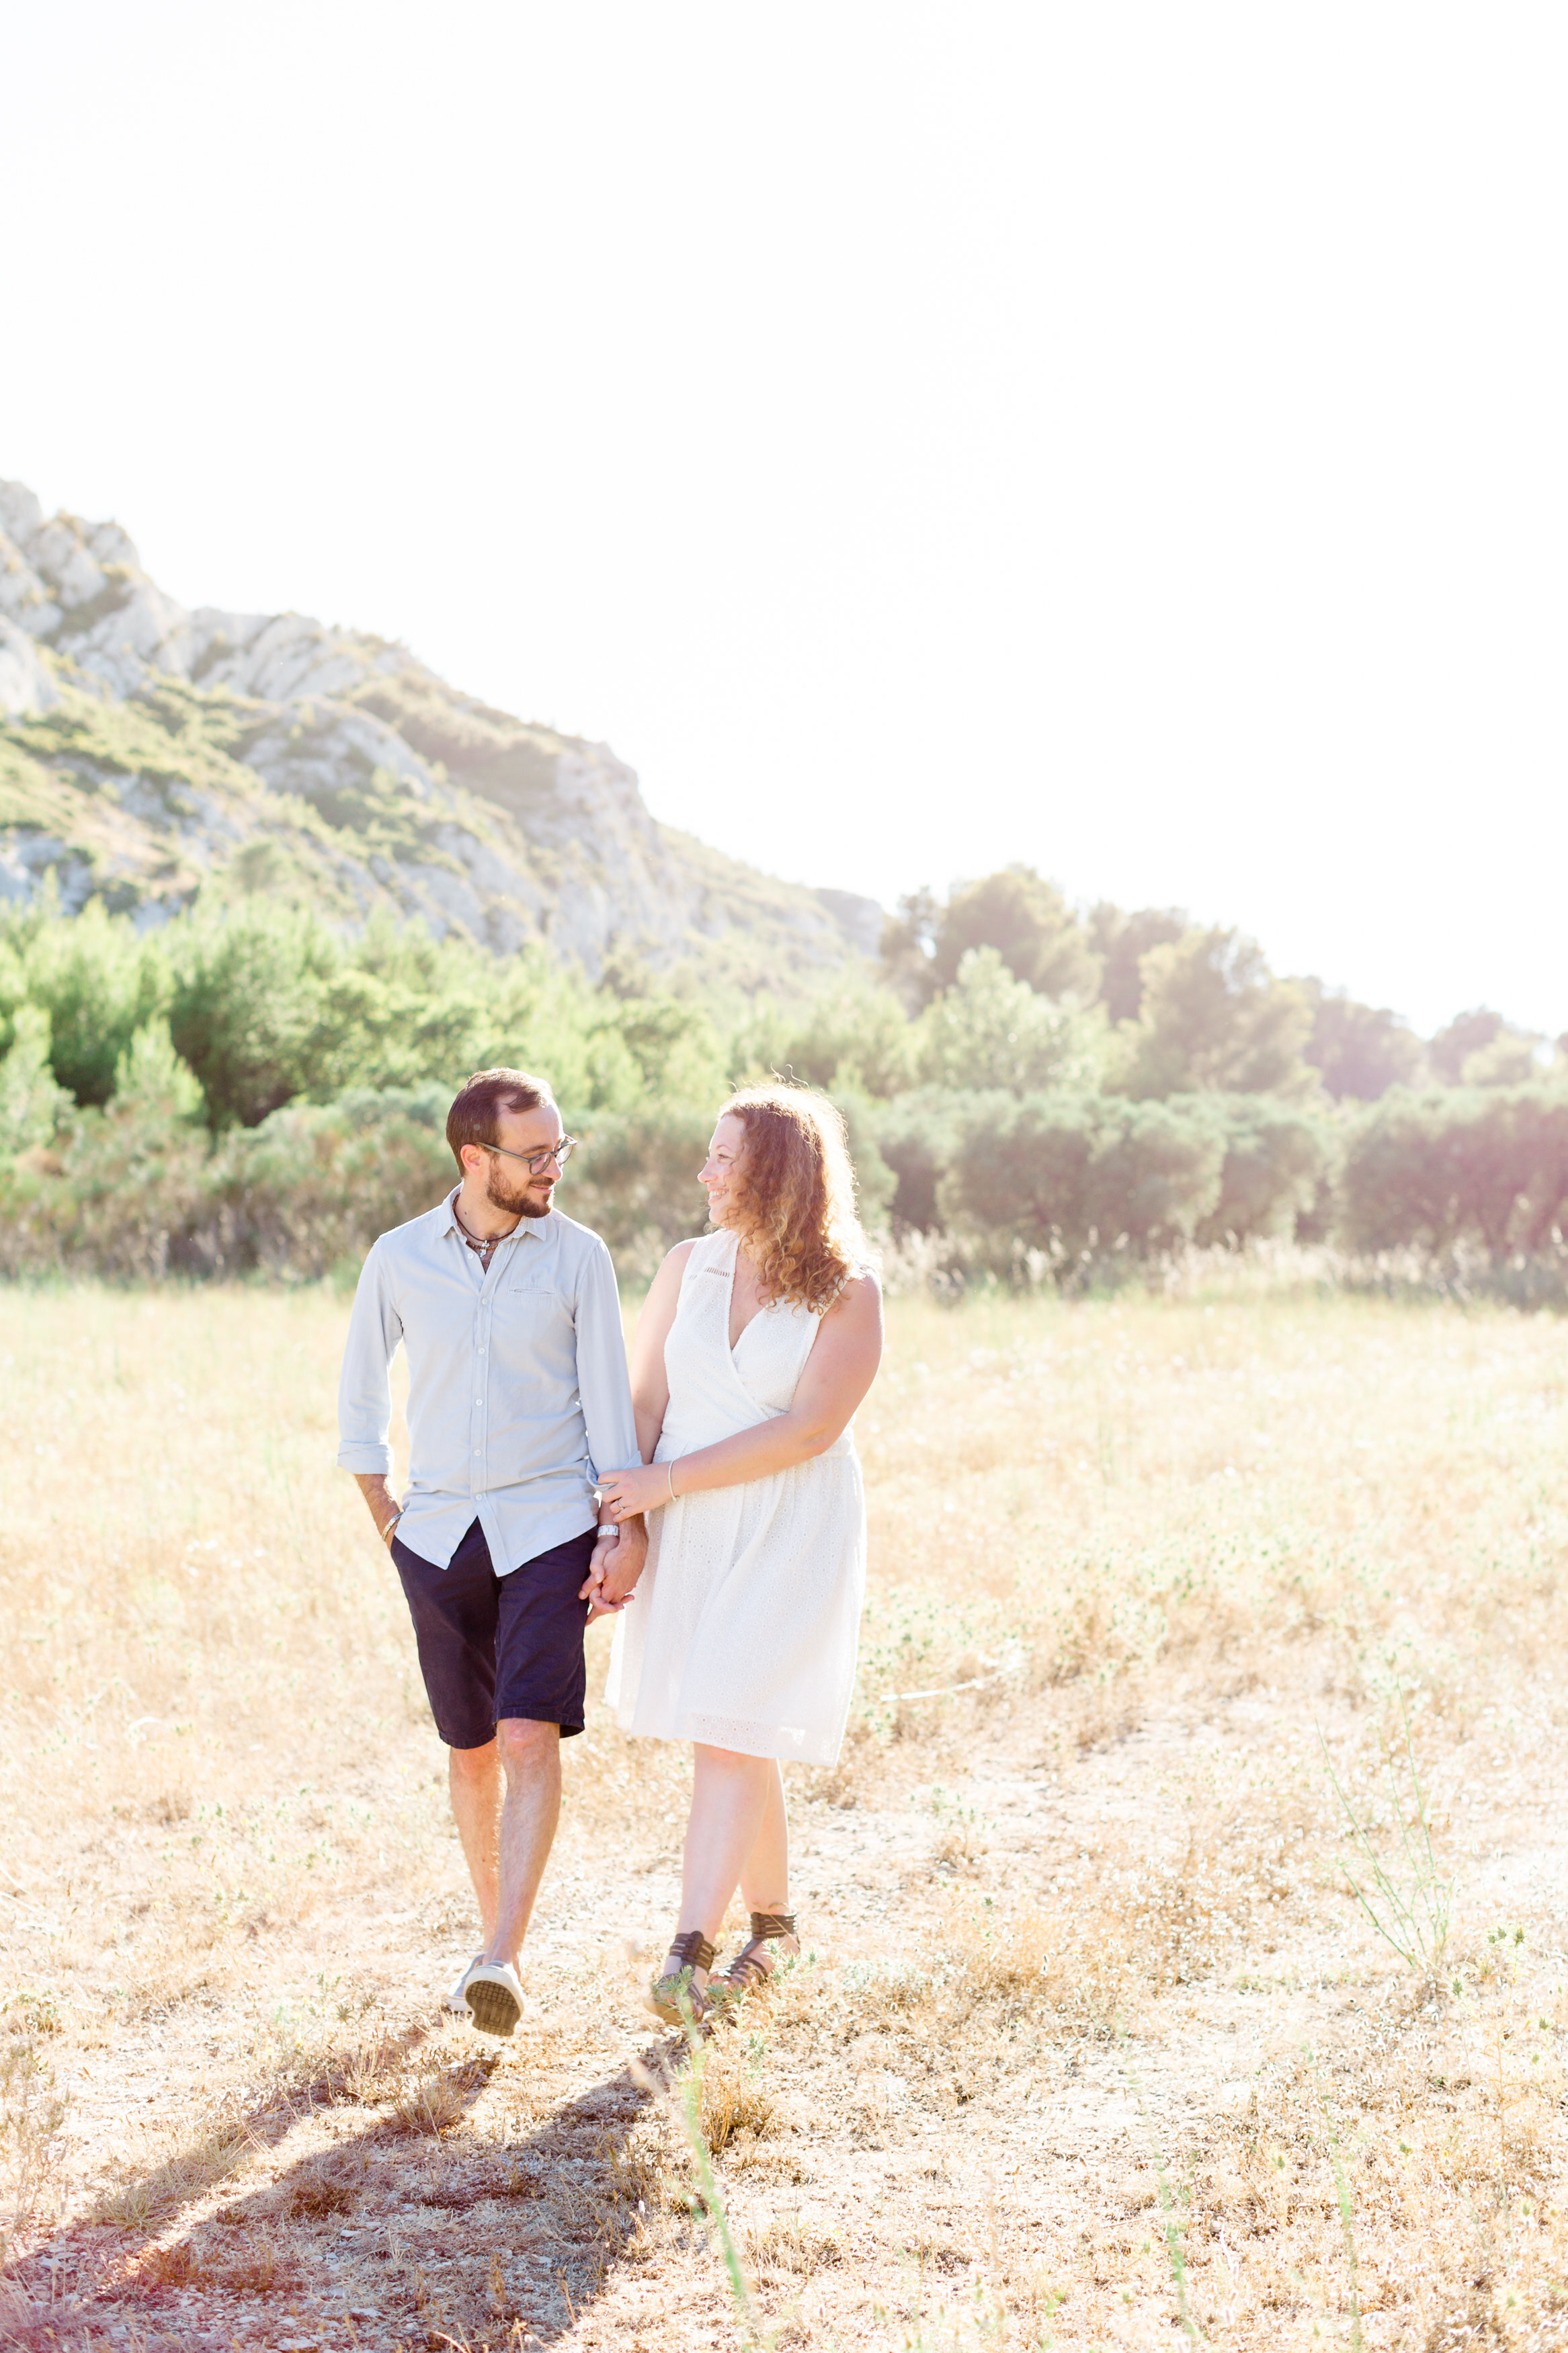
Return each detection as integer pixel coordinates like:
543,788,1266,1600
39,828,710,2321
0,873,1563,1290
881,865,1556,1099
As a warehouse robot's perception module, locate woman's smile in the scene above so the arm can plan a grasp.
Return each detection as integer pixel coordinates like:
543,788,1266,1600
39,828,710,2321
699,1111,748,1223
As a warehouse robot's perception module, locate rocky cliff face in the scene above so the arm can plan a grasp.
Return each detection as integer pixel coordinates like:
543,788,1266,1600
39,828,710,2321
0,481,880,987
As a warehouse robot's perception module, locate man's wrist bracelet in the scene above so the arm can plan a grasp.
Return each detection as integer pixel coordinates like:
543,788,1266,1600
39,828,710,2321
380,1513,402,1548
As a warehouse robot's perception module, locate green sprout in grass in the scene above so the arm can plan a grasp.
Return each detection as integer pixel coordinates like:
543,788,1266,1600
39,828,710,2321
632,1993,765,2352
1319,1679,1452,1982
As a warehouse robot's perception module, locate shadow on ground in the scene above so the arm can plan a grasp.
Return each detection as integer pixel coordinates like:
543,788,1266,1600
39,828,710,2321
3,2026,679,2352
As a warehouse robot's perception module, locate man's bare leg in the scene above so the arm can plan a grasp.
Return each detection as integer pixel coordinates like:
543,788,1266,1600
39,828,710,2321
479,1718,562,1969
447,1739,503,1942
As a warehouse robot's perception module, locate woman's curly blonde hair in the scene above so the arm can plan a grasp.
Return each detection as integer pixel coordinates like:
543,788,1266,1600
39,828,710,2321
718,1085,874,1314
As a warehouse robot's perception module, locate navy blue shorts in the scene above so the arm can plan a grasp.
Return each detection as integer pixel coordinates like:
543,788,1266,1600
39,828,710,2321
390,1519,596,1749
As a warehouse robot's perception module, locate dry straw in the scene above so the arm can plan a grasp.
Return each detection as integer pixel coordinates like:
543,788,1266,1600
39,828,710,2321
4,1281,1568,2344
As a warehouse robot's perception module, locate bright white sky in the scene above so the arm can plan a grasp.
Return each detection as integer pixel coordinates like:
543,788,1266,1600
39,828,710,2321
3,3,1563,1037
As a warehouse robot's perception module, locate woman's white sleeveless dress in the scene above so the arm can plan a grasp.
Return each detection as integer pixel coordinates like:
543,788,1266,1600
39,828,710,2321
605,1228,866,1765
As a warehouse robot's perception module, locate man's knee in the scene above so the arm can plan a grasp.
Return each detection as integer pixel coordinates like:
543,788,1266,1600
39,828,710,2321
448,1737,498,1784
495,1717,560,1775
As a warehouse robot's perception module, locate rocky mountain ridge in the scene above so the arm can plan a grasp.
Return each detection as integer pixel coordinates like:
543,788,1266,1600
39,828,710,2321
0,480,878,988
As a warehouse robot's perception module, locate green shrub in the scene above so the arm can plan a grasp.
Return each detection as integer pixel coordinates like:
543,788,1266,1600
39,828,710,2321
1115,927,1313,1100
885,1090,1333,1267
915,948,1108,1094
0,896,166,1105
928,866,1100,1000
868,1087,1013,1233
209,1086,456,1277
4,883,1566,1294
0,1006,71,1158
1081,1100,1227,1252
166,904,346,1126
938,1094,1227,1269
0,1085,455,1283
0,1092,212,1281
1303,984,1423,1100
727,980,919,1102
1193,1097,1335,1247
830,1092,898,1236
1341,1086,1568,1257
113,1016,204,1123
0,898,758,1134
935,1092,1099,1255
556,1105,715,1283
593,994,729,1111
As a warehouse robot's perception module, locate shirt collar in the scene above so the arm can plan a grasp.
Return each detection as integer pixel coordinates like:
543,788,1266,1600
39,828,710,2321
436,1187,548,1245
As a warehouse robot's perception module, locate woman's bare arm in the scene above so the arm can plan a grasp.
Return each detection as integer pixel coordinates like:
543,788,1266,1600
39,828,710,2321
597,1272,883,1514
626,1240,696,1464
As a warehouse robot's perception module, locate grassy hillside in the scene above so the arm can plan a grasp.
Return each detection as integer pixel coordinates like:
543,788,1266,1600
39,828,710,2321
0,479,878,992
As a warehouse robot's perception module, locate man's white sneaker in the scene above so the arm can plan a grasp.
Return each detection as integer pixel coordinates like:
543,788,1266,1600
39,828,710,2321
464,1958,524,2039
443,1954,483,2016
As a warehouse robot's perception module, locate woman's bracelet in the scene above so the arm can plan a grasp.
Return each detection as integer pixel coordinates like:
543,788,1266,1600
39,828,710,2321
667,1462,678,1503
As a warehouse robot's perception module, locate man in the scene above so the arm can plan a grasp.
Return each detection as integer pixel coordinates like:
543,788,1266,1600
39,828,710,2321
336,1068,646,2038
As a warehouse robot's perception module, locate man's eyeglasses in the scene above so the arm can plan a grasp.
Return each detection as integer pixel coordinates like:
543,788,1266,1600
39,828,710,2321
483,1136,579,1176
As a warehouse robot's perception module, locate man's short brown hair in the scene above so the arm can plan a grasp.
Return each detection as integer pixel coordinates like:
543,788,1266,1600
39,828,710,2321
446,1068,554,1174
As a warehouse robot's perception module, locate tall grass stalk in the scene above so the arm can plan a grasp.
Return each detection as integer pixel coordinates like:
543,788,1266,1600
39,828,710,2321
1319,1681,1452,1979
634,2006,761,2348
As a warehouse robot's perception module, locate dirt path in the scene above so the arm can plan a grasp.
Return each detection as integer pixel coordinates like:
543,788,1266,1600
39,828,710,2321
9,1664,1568,2353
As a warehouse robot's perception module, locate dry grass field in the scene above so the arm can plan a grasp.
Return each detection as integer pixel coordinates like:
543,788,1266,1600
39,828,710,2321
2,1274,1567,2351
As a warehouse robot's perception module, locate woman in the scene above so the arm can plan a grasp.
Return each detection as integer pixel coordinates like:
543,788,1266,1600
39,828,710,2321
595,1085,882,2024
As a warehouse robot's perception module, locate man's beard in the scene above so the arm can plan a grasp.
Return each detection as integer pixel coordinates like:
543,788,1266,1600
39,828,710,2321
486,1160,554,1220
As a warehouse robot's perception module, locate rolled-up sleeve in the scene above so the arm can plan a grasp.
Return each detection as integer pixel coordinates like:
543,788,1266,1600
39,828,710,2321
575,1239,640,1483
336,1241,402,1475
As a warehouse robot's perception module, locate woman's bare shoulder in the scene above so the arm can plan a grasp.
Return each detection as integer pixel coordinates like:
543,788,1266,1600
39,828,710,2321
823,1267,883,1320
634,1240,701,1343
648,1237,702,1297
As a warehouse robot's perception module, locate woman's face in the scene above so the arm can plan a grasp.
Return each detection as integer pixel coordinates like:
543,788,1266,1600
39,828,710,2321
699,1113,748,1227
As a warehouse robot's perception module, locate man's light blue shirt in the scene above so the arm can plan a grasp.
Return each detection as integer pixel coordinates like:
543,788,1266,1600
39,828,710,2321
335,1191,639,1572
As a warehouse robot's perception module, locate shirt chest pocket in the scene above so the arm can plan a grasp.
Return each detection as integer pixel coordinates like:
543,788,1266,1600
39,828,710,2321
491,1282,573,1386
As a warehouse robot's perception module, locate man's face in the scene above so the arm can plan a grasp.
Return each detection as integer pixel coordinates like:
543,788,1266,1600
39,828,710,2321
470,1102,568,1220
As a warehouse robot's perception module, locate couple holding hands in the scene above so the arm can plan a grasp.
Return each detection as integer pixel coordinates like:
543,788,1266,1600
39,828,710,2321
337,1067,881,2037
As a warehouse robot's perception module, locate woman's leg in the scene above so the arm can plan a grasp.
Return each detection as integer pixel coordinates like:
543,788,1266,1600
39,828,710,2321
722,1759,799,1985
660,1743,772,1989
739,1759,789,1915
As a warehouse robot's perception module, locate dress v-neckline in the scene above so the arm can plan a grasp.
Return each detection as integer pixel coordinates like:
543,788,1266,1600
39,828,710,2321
723,1233,767,1355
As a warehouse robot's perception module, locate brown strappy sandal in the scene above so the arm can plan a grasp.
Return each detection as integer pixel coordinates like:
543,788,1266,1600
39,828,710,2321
708,1911,799,2016
647,1929,715,2028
